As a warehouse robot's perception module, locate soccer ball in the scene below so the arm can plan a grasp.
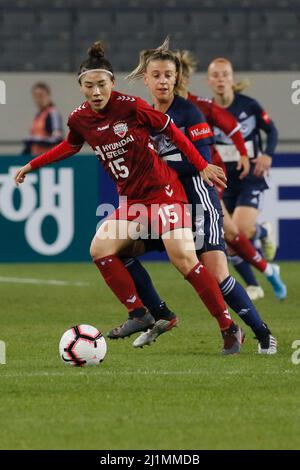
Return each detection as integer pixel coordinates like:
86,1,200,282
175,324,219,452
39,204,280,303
59,324,107,366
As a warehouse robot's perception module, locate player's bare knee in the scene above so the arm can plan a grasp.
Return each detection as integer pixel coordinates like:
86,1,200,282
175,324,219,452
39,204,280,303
214,270,228,284
235,222,254,239
172,253,198,277
224,229,237,243
241,226,255,239
90,242,100,260
90,241,110,260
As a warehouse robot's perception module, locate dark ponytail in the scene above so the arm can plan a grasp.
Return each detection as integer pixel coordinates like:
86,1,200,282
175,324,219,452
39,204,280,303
78,41,114,82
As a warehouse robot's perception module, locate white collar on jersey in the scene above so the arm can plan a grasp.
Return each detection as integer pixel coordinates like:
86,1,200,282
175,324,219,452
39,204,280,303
78,69,114,81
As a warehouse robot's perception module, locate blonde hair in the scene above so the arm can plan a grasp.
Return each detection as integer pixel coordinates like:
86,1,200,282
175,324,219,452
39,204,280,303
208,57,250,92
126,37,183,95
175,50,197,77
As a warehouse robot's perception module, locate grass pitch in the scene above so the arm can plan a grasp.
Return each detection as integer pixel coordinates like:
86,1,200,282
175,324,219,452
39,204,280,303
0,262,299,450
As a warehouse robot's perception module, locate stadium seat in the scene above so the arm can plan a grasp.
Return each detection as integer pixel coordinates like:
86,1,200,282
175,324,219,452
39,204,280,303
0,3,299,72
226,40,249,70
188,11,225,38
191,39,231,69
74,11,116,37
248,12,266,40
249,40,270,70
265,12,300,39
269,40,300,70
223,12,248,38
36,11,72,36
114,11,152,33
160,11,189,34
1,11,37,36
1,39,37,70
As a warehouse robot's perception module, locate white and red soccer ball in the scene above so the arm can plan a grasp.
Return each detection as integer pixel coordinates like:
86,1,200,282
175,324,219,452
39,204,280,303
59,324,107,366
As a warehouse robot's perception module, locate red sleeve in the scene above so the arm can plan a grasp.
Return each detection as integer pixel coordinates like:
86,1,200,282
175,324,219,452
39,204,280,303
67,127,85,147
212,148,226,199
187,94,213,124
136,97,170,132
230,130,248,157
210,101,238,135
212,147,226,173
163,122,208,171
29,139,81,170
210,102,248,156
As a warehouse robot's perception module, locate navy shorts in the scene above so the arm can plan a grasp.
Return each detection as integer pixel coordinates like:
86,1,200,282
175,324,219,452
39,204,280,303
223,162,268,214
188,176,226,254
144,175,226,254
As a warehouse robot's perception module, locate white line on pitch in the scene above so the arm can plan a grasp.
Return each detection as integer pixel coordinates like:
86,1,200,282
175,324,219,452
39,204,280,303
0,369,292,379
0,277,89,287
0,370,206,378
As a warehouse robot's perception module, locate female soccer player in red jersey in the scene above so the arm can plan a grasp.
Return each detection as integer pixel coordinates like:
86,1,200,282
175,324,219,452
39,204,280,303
14,41,244,355
119,40,276,354
177,51,286,302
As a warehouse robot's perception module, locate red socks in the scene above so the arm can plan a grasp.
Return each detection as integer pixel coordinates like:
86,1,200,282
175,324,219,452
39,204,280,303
186,262,233,330
95,255,234,331
94,255,144,311
228,233,267,273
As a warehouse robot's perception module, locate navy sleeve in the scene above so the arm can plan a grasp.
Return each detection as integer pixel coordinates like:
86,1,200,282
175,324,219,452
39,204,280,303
252,99,278,157
167,103,213,176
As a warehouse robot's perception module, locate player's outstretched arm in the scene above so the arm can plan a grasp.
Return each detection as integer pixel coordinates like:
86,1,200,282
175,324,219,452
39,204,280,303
15,163,33,186
14,139,81,186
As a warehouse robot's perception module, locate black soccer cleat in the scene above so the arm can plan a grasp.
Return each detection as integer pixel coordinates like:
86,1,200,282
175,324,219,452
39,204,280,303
255,323,277,354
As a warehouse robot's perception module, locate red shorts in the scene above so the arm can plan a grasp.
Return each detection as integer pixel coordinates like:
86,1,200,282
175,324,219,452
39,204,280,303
108,180,192,237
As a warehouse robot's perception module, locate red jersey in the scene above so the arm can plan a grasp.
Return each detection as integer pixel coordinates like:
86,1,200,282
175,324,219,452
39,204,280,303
30,91,208,206
67,91,206,203
187,92,247,157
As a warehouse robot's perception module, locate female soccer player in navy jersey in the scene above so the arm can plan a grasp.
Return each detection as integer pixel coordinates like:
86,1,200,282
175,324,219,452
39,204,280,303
177,50,286,302
14,41,245,355
207,57,286,301
119,40,277,354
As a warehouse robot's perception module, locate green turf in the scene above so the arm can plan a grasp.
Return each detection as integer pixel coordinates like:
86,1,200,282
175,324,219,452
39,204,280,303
0,262,299,450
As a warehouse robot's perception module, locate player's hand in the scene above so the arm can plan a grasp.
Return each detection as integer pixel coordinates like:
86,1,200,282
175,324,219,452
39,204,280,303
14,164,32,186
200,164,227,188
236,155,250,179
252,154,272,178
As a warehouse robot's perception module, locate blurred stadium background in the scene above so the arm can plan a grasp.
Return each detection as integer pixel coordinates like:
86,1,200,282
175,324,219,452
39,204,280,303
0,0,300,262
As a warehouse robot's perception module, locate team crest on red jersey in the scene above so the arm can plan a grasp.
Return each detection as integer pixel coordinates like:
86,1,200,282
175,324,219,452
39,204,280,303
113,122,128,138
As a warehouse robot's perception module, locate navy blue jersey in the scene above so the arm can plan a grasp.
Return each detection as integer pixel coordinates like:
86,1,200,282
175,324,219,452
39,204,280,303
152,95,215,177
213,93,277,192
214,93,278,163
151,95,224,253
